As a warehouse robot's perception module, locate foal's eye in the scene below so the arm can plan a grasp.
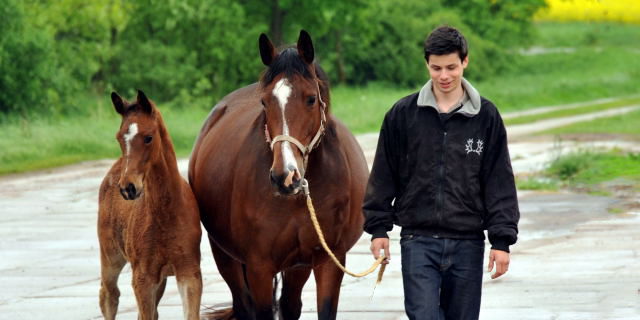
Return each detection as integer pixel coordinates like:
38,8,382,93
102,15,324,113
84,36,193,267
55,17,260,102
306,96,316,107
144,136,153,144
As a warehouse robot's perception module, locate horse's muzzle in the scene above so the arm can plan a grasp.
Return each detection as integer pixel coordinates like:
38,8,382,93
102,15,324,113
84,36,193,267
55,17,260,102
120,183,142,200
270,170,302,195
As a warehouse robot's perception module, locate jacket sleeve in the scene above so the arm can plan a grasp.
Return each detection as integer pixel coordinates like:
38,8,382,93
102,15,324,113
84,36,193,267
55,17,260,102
481,112,519,252
363,109,403,239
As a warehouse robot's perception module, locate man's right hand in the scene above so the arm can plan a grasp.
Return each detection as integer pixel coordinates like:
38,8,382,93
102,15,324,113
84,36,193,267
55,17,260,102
370,238,390,264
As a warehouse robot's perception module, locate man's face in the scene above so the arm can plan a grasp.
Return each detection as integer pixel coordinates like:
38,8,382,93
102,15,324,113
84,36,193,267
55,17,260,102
426,52,468,95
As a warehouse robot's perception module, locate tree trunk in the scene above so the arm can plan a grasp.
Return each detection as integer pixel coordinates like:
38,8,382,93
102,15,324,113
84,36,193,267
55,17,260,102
270,0,284,46
334,29,346,84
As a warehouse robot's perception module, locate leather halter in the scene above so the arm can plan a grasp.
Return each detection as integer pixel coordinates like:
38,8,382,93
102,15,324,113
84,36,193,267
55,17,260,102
265,80,327,171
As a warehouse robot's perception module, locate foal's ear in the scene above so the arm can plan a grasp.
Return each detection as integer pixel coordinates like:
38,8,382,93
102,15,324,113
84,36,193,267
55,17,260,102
136,90,153,114
111,91,126,115
259,33,276,66
297,30,314,65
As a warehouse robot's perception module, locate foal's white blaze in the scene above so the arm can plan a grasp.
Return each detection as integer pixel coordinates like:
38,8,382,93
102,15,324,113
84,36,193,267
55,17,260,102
273,79,299,178
123,123,138,174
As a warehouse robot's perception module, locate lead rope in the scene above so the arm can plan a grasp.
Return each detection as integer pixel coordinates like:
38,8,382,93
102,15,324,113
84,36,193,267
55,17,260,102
300,179,387,299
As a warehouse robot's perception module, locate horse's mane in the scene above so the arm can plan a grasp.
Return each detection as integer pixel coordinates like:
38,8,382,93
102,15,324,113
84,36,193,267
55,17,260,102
259,47,331,112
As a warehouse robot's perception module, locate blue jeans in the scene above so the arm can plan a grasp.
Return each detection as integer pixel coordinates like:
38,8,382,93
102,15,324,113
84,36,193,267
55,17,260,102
401,235,485,320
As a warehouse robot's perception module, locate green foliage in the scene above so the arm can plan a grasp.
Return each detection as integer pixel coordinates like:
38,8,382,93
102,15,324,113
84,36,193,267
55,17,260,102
109,0,264,107
0,0,68,115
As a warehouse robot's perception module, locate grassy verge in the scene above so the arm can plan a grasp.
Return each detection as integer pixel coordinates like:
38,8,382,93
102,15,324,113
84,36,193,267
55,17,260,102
504,97,640,125
1,100,209,175
543,108,640,136
517,149,640,191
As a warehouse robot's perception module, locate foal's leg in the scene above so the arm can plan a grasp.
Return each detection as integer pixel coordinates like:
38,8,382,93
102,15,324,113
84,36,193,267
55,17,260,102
131,266,163,320
279,267,312,320
99,250,126,320
154,278,167,320
209,234,253,319
176,268,203,320
313,254,346,320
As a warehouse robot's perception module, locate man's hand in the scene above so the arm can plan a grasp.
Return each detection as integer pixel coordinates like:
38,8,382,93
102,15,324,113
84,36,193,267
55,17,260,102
488,249,510,279
370,238,390,264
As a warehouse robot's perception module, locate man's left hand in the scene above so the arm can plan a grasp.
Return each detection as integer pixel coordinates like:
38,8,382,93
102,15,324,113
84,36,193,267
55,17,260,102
488,249,510,279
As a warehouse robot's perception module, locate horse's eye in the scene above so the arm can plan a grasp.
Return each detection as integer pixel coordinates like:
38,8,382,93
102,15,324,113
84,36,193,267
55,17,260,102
144,136,153,144
306,96,316,107
261,99,266,108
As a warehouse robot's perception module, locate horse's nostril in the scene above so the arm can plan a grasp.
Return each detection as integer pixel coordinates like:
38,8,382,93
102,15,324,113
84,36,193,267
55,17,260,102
120,188,128,200
126,183,137,199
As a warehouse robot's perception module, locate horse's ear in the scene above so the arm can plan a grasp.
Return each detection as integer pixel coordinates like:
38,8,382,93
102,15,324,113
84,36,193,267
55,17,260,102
111,91,126,115
136,89,153,114
297,30,314,64
259,33,276,66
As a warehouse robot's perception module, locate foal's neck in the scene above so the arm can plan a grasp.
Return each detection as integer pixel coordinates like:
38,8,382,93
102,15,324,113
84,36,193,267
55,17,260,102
146,120,182,201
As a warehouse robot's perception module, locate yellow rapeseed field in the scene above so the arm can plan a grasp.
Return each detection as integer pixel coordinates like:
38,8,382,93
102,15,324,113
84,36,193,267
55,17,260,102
535,0,640,24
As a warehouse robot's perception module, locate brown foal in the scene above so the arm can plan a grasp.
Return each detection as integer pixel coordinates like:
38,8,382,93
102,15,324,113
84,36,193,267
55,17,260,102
98,90,202,320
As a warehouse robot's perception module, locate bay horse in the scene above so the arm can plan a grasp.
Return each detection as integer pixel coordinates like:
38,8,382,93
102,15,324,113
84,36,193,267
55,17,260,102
188,30,368,319
98,90,203,320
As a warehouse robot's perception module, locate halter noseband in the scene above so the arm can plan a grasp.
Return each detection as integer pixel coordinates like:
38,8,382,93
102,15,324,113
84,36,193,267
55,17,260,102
265,80,327,171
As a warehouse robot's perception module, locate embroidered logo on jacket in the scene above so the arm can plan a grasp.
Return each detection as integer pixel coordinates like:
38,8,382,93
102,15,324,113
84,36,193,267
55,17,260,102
465,139,484,155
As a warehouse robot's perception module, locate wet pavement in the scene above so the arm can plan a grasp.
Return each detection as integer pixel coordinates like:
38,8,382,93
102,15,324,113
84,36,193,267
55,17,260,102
1,135,640,319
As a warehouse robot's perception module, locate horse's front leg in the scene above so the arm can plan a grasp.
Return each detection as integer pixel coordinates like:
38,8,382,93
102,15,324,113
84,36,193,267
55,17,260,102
246,263,277,320
312,253,346,320
279,267,313,320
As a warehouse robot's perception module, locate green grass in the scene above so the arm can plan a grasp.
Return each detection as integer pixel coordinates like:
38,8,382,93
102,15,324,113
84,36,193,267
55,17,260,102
504,97,640,125
331,83,416,133
547,150,640,185
0,99,209,175
516,176,559,191
544,108,640,136
534,22,640,49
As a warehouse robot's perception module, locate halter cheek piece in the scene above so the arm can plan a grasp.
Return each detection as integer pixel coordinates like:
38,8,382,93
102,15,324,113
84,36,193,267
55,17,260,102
264,80,327,171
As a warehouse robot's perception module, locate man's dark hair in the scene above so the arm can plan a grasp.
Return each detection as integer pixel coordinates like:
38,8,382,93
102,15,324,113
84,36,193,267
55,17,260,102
423,26,468,62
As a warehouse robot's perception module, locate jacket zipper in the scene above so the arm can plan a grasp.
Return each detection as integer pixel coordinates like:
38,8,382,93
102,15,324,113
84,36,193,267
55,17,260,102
436,130,447,231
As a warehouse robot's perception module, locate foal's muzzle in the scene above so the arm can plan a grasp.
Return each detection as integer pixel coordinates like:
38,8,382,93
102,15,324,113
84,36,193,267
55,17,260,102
120,183,141,200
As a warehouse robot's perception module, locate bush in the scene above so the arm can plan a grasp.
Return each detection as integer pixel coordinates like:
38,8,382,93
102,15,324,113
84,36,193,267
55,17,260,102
0,1,72,116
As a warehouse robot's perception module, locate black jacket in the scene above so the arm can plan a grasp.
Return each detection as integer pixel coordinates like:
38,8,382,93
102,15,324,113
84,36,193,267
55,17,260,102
363,92,519,252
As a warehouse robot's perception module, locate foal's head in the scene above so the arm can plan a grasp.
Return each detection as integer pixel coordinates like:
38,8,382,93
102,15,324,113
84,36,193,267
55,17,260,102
111,90,163,200
260,30,328,196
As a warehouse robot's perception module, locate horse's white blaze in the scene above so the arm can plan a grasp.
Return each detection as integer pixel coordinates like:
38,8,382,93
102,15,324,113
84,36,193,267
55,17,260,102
123,123,138,174
273,79,299,176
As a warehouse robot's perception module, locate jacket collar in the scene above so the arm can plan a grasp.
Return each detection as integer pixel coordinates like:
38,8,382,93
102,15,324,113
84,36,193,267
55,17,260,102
417,78,481,117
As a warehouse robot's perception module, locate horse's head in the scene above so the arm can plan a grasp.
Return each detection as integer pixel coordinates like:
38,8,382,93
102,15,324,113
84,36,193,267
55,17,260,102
111,90,161,200
259,30,329,196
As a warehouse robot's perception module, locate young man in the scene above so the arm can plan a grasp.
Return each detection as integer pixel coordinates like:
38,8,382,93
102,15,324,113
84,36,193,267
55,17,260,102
363,26,519,320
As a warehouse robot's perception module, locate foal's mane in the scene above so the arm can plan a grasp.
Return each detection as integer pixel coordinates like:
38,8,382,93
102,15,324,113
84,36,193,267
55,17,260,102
259,47,331,113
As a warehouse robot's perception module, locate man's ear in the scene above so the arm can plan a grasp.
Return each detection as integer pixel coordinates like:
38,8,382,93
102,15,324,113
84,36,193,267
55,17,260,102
462,56,469,69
